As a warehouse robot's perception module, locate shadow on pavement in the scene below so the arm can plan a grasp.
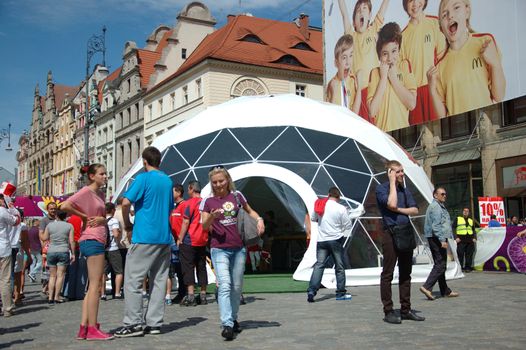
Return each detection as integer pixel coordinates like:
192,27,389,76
11,306,49,315
162,316,207,333
239,320,281,329
0,338,35,349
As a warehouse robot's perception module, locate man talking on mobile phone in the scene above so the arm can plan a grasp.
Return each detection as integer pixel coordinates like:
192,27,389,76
376,160,424,324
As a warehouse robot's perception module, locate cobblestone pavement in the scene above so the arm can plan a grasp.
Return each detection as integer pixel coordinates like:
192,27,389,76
1,271,525,349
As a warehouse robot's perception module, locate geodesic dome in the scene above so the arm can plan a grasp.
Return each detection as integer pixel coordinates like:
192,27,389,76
115,94,463,286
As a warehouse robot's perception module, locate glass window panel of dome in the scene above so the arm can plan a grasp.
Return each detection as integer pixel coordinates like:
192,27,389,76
325,165,371,203
295,127,347,162
357,143,389,175
357,218,384,256
311,166,336,196
346,220,383,268
175,131,219,167
362,179,383,217
230,127,286,159
265,162,319,184
258,127,318,162
194,130,253,166
160,146,191,177
324,139,369,174
169,171,191,190
192,167,214,188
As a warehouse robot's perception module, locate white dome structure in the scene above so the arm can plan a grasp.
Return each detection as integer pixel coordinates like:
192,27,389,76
115,94,463,286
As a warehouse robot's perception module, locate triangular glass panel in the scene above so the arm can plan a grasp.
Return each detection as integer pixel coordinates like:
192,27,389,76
262,162,320,184
191,168,213,190
168,171,191,190
296,127,347,162
230,126,286,159
410,216,432,265
176,131,219,167
325,165,371,203
324,139,370,174
357,142,389,175
259,127,318,162
195,130,253,167
404,177,430,215
345,219,384,268
362,178,383,217
160,146,191,177
311,166,336,196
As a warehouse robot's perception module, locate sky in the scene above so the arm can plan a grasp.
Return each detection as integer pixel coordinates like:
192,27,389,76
0,0,322,177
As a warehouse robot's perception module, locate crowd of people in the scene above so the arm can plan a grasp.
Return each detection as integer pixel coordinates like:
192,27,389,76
2,148,526,340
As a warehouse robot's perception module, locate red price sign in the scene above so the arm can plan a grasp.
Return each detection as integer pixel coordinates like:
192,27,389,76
478,197,506,227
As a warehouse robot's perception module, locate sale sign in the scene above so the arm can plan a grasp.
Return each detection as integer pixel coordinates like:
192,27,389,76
479,197,506,227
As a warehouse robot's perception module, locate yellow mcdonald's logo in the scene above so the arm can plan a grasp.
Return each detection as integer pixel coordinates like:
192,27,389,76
366,37,373,45
472,57,483,69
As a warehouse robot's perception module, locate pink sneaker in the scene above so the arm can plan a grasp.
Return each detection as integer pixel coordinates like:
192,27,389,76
76,325,87,340
86,325,114,341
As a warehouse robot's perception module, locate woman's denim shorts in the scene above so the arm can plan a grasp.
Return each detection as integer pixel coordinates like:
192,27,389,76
79,240,105,257
47,252,70,266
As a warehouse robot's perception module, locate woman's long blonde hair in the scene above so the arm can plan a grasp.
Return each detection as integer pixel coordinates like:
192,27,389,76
208,166,236,196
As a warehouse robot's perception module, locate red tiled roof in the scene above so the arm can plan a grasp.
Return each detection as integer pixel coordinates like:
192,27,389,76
97,66,122,104
54,84,79,109
137,50,162,88
150,15,322,93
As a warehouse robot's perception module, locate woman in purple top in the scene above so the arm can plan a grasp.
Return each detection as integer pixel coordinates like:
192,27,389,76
201,166,264,340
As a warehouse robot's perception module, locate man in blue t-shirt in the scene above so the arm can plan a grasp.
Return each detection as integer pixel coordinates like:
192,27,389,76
115,146,174,338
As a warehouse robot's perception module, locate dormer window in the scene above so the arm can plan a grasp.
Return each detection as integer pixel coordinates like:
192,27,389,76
240,34,265,44
273,55,306,67
292,42,314,51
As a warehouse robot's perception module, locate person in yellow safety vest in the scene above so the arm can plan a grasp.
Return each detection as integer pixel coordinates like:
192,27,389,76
452,207,478,272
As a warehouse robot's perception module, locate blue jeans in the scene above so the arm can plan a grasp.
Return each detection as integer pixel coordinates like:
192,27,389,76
308,237,347,296
211,247,246,328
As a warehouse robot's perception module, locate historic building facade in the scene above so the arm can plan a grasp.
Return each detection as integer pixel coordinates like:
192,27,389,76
20,71,77,196
143,13,323,146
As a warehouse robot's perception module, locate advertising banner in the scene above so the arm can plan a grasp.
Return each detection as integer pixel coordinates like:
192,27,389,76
324,0,526,132
478,196,505,227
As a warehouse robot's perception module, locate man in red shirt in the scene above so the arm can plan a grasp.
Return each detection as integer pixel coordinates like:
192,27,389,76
177,181,209,306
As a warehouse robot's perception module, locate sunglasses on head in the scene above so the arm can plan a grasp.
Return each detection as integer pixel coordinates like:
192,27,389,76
209,165,225,172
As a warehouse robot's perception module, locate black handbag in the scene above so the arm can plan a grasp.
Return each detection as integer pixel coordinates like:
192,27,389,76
389,223,416,253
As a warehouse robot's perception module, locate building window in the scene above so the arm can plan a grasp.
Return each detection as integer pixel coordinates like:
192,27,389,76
128,141,132,164
273,55,305,67
196,79,202,98
127,79,131,93
440,112,477,141
295,84,306,97
147,104,153,122
240,34,264,44
158,99,163,116
182,48,187,59
432,161,483,221
120,144,124,167
170,93,176,110
183,86,188,104
292,42,314,51
389,125,419,149
231,78,266,97
127,107,132,124
502,95,526,126
119,113,123,129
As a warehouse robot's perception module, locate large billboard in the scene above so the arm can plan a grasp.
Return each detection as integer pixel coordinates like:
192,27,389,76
324,0,526,132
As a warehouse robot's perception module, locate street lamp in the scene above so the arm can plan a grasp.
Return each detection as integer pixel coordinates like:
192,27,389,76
0,123,13,151
83,26,106,169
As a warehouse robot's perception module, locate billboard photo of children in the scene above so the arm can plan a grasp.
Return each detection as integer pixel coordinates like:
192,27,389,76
427,0,506,118
367,22,417,131
326,34,363,114
338,0,391,122
400,0,446,124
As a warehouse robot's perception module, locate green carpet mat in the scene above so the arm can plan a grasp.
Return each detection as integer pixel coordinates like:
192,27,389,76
207,273,308,293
